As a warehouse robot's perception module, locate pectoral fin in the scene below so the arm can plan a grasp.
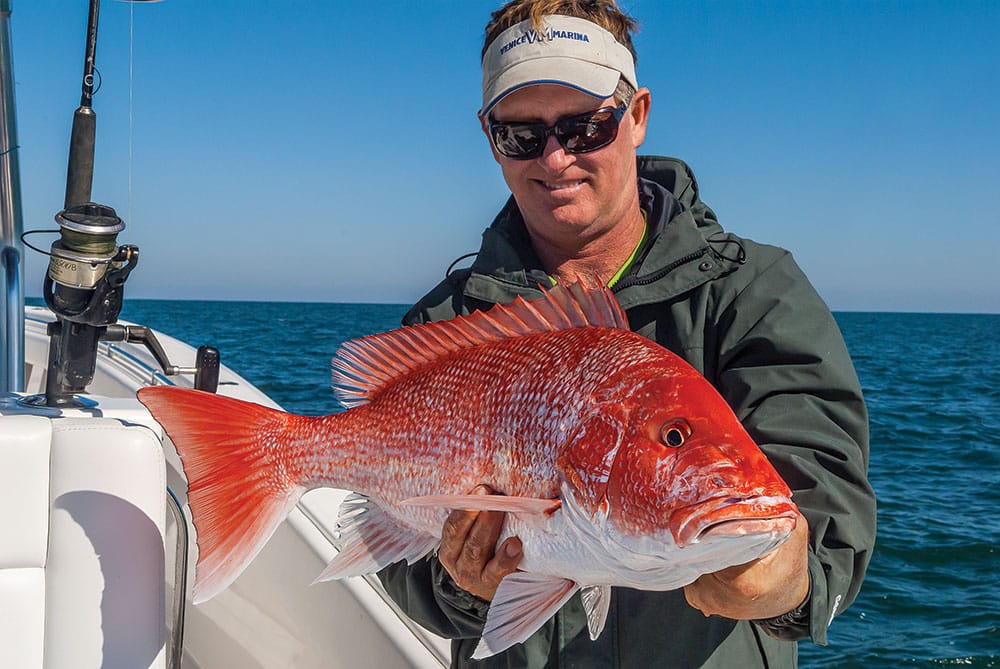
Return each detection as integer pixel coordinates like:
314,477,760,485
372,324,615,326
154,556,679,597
472,573,579,660
400,494,561,515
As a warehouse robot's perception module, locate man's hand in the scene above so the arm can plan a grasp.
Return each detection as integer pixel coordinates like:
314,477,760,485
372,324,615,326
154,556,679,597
437,485,523,601
684,511,810,620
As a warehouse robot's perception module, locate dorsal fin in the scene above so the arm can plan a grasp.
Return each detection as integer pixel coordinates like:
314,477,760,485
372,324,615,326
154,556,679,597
331,280,629,408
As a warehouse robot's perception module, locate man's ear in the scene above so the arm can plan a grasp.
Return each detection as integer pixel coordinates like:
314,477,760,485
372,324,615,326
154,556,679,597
629,87,651,148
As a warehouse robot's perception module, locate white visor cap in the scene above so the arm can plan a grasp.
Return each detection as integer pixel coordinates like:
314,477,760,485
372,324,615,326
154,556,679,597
481,15,637,117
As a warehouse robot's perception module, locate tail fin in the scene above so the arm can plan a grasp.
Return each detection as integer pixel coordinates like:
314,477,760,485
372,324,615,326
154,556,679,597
137,386,306,603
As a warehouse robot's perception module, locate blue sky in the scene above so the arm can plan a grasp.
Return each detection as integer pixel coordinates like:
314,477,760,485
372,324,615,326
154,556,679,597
9,1,999,312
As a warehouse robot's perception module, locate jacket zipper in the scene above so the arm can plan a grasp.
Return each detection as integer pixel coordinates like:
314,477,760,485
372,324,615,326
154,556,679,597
612,247,710,292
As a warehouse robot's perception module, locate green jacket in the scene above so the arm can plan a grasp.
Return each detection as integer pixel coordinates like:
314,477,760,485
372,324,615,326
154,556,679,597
378,156,876,668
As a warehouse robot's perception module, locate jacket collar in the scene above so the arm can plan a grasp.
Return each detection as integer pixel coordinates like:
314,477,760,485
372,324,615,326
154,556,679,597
463,156,737,308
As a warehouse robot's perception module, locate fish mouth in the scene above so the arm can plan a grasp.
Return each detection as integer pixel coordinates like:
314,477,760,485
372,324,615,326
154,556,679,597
673,496,798,548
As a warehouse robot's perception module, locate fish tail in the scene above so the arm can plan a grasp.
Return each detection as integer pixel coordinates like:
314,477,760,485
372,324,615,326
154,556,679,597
137,386,309,603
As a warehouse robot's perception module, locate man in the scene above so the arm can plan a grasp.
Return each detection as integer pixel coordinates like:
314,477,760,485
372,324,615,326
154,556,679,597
379,1,876,667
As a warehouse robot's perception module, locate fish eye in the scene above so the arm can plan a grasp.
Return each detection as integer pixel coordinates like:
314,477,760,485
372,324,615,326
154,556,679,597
660,420,691,448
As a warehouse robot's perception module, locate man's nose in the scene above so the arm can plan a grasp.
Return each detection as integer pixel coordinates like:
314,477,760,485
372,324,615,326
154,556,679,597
538,133,574,171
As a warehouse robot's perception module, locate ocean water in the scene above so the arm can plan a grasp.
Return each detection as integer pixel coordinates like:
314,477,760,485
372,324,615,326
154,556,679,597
116,300,1000,668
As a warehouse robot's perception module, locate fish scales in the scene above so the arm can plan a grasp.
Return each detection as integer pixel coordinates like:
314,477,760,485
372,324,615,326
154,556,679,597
295,327,644,525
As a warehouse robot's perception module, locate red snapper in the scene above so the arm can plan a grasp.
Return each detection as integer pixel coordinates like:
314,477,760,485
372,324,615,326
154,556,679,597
137,281,797,658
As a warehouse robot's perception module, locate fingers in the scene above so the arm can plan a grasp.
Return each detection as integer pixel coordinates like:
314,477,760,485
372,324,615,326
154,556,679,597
485,537,523,590
437,485,523,601
437,487,497,576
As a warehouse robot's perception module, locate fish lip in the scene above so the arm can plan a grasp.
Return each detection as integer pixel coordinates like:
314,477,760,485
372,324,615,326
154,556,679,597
673,495,798,548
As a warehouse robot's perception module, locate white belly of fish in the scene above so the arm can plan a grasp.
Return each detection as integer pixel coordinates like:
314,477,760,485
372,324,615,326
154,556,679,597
504,485,789,592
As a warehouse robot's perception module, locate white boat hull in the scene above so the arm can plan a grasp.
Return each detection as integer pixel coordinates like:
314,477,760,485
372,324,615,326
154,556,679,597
4,306,449,669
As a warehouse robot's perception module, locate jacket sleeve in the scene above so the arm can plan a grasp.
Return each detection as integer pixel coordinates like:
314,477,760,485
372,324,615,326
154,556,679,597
377,557,490,639
712,248,876,644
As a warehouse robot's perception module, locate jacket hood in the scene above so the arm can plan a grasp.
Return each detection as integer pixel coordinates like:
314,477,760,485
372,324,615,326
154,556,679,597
460,156,739,307
636,156,721,235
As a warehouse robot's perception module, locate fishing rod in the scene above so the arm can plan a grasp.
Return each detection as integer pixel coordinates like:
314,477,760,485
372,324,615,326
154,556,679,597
40,0,143,407
20,0,219,407
64,0,100,209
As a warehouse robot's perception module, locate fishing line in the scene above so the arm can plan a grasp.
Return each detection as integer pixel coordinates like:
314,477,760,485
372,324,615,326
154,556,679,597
88,68,103,96
128,0,135,230
19,230,64,257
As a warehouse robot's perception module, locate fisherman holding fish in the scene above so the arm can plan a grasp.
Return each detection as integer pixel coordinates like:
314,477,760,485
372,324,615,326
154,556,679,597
138,0,876,666
376,1,876,667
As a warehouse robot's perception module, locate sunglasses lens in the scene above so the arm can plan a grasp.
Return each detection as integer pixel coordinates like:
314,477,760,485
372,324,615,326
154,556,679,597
556,108,620,153
491,124,545,159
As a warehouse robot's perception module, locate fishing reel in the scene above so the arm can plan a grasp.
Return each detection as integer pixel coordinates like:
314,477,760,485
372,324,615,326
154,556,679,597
23,202,220,407
33,201,136,406
43,202,136,328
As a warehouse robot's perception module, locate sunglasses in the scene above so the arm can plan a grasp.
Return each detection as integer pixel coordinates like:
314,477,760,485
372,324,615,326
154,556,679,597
487,102,629,160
